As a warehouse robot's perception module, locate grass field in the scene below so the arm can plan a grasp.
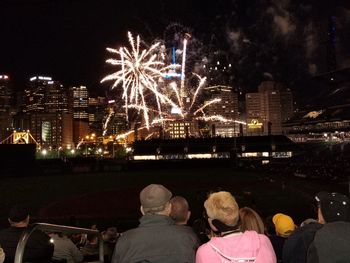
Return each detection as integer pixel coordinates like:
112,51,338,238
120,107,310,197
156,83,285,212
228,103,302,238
0,159,347,231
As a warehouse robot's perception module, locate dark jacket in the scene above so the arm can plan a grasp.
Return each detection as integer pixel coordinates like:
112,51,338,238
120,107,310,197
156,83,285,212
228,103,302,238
0,226,54,263
283,222,322,263
269,235,286,263
307,221,350,263
112,214,199,263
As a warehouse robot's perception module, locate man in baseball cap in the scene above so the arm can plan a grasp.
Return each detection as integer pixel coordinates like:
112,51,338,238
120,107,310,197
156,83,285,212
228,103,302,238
315,191,350,223
307,192,350,262
139,184,172,214
112,184,199,263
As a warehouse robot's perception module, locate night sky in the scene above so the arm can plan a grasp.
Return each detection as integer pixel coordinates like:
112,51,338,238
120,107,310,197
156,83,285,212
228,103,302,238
1,0,350,102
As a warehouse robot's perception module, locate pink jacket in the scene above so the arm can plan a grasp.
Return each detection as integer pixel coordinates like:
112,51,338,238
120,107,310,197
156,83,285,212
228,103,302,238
196,231,276,263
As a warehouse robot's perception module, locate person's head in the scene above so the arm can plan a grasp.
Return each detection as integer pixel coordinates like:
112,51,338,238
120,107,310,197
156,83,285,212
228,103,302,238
140,184,172,216
102,227,119,242
8,204,30,227
315,191,350,224
300,218,318,227
239,207,265,234
272,213,295,237
170,196,191,225
204,191,240,233
87,233,99,245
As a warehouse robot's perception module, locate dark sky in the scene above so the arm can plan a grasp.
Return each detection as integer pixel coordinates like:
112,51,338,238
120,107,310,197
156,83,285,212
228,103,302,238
1,0,350,100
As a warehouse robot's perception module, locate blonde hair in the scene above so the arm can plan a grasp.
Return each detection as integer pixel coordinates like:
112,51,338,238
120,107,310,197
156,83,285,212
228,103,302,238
204,191,239,226
239,207,265,234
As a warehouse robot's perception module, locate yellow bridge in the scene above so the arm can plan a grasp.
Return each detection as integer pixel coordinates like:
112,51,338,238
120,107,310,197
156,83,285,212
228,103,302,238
0,131,41,149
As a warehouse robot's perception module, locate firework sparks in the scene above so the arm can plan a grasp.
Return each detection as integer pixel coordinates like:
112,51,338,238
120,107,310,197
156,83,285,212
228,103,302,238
102,32,246,140
101,32,179,129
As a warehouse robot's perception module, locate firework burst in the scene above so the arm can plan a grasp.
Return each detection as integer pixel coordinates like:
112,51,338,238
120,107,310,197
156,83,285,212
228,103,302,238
101,32,179,129
102,32,246,140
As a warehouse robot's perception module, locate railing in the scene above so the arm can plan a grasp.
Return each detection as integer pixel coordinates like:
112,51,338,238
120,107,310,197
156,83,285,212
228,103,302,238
14,223,104,263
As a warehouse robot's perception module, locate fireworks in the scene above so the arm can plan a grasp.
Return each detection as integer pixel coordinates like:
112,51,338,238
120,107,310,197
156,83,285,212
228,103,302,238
101,32,179,129
102,31,246,139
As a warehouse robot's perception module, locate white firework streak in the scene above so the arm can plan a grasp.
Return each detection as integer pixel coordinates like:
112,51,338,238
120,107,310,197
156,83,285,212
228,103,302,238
102,32,247,140
180,38,187,102
169,81,182,108
101,32,178,129
115,130,135,140
189,73,207,111
103,111,114,136
195,115,247,124
151,118,177,125
193,98,222,116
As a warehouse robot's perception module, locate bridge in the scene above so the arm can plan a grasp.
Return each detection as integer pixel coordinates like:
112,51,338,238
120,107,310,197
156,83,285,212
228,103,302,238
0,131,41,149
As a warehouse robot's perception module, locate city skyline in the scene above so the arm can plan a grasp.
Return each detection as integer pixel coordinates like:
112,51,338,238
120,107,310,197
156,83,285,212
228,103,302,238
1,0,350,99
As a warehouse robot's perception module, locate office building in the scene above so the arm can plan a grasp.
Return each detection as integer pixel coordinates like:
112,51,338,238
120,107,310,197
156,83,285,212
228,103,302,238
204,85,240,137
246,80,292,135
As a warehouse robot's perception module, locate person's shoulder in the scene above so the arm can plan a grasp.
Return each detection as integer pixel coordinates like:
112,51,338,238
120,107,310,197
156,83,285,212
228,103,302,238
316,221,350,236
197,240,212,252
0,227,23,237
173,224,193,232
172,225,197,237
242,230,267,240
116,227,140,242
0,227,9,234
30,229,51,241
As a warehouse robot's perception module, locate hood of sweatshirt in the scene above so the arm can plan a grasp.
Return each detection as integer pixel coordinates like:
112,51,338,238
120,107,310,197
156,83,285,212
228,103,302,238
207,231,266,261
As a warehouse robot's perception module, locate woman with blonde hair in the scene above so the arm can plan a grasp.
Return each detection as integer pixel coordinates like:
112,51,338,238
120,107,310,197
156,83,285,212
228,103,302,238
239,207,265,234
196,191,276,263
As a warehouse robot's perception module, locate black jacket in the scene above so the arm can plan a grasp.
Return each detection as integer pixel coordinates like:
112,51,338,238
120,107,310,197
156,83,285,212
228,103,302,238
0,226,54,263
282,222,322,263
112,214,199,263
307,221,350,263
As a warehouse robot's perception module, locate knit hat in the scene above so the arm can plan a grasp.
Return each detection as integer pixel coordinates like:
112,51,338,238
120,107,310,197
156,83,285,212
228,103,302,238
273,213,295,237
140,184,172,209
315,191,350,223
8,204,29,222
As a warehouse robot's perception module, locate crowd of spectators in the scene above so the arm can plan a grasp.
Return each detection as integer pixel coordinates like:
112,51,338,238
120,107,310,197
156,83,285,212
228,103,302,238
0,184,349,263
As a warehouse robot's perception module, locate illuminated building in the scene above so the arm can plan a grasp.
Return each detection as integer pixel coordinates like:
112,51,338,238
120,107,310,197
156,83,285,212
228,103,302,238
245,80,291,135
24,76,68,113
32,112,73,149
104,109,128,136
131,136,298,161
88,96,107,136
45,81,68,113
0,75,14,140
205,85,240,137
167,120,197,139
13,112,73,149
13,76,73,148
280,88,294,122
69,86,89,144
245,93,264,135
0,75,12,112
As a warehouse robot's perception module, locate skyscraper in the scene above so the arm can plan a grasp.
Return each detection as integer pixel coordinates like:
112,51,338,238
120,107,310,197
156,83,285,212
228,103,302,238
69,85,89,144
0,75,13,140
0,75,12,113
205,85,240,137
13,76,73,149
245,80,291,135
88,96,107,136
